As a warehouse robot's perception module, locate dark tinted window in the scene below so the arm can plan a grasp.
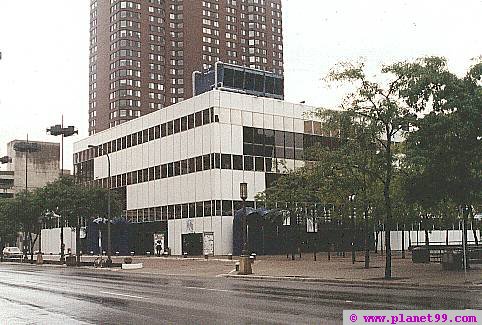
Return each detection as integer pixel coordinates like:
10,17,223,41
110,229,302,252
181,116,188,131
195,111,202,127
265,76,274,94
222,200,233,216
244,72,254,90
234,69,244,89
189,203,195,218
264,129,275,146
204,201,212,217
243,143,253,155
285,132,294,147
265,158,273,172
137,131,142,144
223,67,235,88
243,127,253,143
274,78,284,96
131,133,138,146
285,147,295,159
265,145,275,157
254,128,264,144
188,114,195,129
181,159,188,175
149,127,154,141
155,166,160,179
126,135,132,148
294,133,304,148
167,121,173,135
161,123,167,137
154,125,160,139
167,163,174,177
253,144,264,157
203,154,211,170
174,161,180,176
174,119,180,133
275,130,284,146
254,74,264,92
255,157,265,171
188,158,195,173
221,154,231,169
196,202,204,217
233,155,243,170
149,167,154,181
244,156,254,171
213,153,220,169
195,156,203,172
203,109,210,125
275,146,284,158
143,129,148,143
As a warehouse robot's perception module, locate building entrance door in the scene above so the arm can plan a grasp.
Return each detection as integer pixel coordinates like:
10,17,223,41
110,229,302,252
182,233,203,256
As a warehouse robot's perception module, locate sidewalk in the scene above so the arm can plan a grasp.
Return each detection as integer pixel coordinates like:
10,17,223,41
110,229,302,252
39,252,482,288
232,253,482,288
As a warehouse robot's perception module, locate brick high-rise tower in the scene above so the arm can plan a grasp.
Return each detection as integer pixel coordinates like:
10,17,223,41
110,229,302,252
88,0,284,134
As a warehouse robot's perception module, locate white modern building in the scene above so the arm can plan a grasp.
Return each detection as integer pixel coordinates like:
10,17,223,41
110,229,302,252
74,90,332,256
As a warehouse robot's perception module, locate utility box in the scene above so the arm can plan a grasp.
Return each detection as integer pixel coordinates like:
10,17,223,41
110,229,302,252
412,247,430,263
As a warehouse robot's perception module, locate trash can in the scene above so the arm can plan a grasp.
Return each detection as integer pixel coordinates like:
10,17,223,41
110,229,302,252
412,247,430,263
442,251,463,270
36,252,44,265
65,255,77,266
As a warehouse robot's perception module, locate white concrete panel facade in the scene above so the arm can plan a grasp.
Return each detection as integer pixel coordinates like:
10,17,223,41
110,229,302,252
74,90,319,255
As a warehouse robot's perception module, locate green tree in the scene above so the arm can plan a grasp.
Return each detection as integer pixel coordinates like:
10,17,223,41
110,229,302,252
394,57,482,252
325,61,417,279
37,176,122,265
0,198,20,250
1,191,43,261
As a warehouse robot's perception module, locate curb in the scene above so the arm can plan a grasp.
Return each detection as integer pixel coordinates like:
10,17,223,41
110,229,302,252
224,274,481,291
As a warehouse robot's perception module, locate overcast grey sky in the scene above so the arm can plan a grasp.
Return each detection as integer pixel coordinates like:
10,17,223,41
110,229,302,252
1,0,481,170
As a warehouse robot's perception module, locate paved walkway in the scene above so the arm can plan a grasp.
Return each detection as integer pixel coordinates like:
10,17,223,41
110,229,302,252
39,252,482,288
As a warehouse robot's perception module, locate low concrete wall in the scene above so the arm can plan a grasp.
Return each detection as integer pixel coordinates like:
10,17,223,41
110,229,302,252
41,228,77,255
376,230,481,251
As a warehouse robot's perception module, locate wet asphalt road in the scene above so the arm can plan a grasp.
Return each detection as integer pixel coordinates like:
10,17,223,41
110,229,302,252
0,263,480,325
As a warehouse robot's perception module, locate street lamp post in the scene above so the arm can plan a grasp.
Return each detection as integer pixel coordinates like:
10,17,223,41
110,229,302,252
88,145,112,266
47,119,77,264
349,194,356,264
238,182,252,275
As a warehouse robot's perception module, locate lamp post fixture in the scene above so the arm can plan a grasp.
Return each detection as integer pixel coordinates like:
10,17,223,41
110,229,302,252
240,182,248,255
47,119,77,264
238,182,252,275
88,145,112,266
349,194,356,264
0,156,12,164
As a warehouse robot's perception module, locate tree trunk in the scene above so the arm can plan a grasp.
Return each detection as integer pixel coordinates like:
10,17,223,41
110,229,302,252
28,231,34,262
60,216,65,263
462,207,469,269
446,229,449,246
76,222,81,266
364,206,370,268
424,229,430,247
374,228,378,253
401,224,405,259
470,210,479,246
384,135,393,280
